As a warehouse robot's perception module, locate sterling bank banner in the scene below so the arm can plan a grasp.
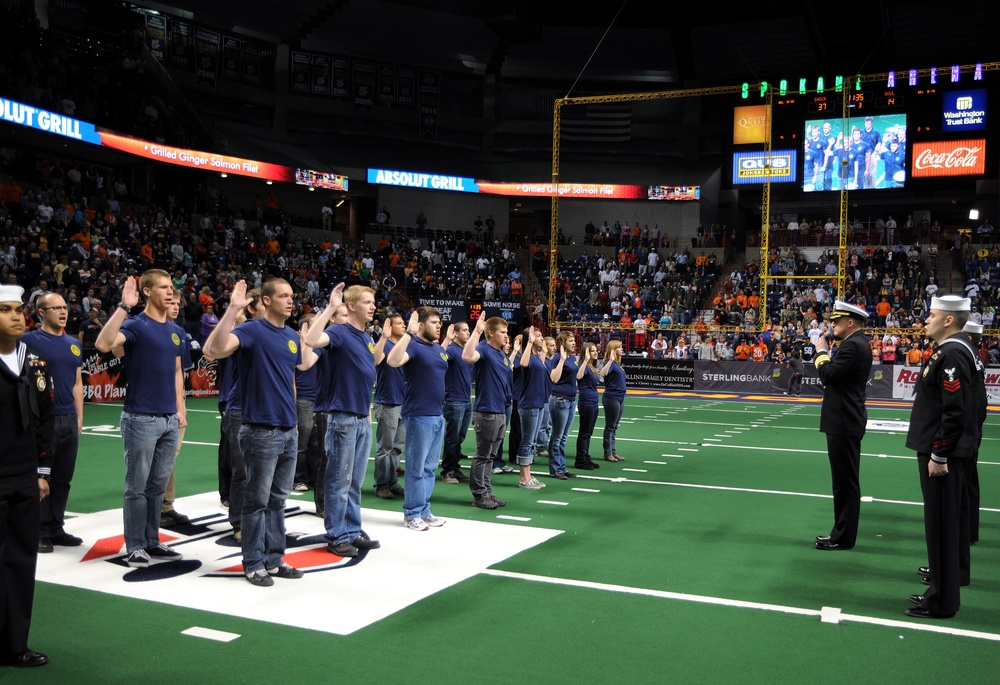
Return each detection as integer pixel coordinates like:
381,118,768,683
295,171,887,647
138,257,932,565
620,359,894,398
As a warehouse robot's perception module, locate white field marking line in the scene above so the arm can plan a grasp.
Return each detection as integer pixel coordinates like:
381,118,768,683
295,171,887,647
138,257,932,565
181,627,241,642
496,515,532,522
713,434,731,438
571,487,601,493
677,447,699,452
537,500,569,506
621,468,647,473
703,438,722,442
661,454,685,458
644,460,667,465
481,570,1000,642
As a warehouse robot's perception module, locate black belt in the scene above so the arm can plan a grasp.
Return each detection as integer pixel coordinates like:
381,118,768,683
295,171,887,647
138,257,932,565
246,423,292,431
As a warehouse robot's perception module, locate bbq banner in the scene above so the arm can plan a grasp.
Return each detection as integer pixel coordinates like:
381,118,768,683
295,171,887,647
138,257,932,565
83,348,219,402
222,35,243,82
194,27,221,90
145,13,167,61
169,20,193,69
620,358,694,391
82,349,127,403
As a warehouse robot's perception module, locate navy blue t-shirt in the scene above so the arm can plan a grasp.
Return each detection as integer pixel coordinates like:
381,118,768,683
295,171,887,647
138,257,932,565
216,355,236,408
473,341,512,413
401,336,447,416
444,343,473,403
518,353,550,409
233,317,301,427
548,355,579,399
23,329,83,415
578,365,599,407
318,322,376,415
374,338,405,406
119,312,182,414
603,362,627,401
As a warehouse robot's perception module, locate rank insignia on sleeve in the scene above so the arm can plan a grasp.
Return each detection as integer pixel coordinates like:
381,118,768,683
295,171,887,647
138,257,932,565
943,367,960,392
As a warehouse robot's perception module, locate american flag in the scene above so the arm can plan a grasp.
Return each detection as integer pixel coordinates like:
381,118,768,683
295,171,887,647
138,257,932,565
561,103,632,143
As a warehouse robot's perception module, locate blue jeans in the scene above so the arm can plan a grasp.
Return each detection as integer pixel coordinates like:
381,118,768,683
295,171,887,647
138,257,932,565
602,397,625,457
40,413,79,537
324,412,373,545
238,426,297,573
442,400,472,474
402,415,444,519
547,397,575,475
373,403,405,489
537,402,552,450
121,411,178,553
516,406,544,466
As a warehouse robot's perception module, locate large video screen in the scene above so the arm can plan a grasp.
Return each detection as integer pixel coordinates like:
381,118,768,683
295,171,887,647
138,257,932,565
802,113,907,192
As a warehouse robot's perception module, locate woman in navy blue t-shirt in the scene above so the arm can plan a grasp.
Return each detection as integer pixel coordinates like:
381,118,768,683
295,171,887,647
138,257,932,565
600,340,627,461
546,331,578,478
574,342,601,470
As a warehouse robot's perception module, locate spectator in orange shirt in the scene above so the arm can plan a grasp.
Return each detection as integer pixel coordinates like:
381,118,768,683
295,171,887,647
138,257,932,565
875,297,890,325
735,339,751,360
906,343,923,365
748,292,760,311
750,337,769,361
736,291,749,310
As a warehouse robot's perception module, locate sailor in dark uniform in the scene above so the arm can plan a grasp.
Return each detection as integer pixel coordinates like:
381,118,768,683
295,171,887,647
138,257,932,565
812,300,871,551
905,295,984,619
0,285,54,668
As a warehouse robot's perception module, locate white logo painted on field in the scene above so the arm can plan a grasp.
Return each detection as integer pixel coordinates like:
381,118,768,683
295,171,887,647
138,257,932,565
37,492,560,635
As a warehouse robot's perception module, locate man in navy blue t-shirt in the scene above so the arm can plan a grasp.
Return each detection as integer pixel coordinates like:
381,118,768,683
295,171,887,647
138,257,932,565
303,283,380,558
372,314,406,500
96,269,186,569
441,321,473,484
387,307,448,530
24,292,84,554
462,316,512,509
203,278,305,587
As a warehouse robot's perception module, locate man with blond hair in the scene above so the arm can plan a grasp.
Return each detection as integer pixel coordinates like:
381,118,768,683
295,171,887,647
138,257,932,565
304,284,380,557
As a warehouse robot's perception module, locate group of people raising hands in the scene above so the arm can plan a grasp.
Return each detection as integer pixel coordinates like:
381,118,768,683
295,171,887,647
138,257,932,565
509,328,628,486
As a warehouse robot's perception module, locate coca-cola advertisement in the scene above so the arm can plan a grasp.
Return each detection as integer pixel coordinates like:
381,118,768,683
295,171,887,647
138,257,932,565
911,139,986,177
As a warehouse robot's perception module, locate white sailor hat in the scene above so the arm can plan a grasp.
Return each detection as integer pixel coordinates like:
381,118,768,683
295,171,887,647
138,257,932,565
930,295,971,312
963,321,984,335
0,285,24,303
828,300,869,321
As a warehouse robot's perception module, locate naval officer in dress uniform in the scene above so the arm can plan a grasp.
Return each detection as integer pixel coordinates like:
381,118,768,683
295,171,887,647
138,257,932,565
0,284,54,668
905,295,984,619
812,300,871,551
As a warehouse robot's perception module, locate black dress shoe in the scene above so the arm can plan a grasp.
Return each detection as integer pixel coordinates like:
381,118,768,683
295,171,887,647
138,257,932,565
909,594,924,605
921,575,931,585
815,535,831,543
814,539,852,551
2,649,49,667
905,606,955,619
917,566,930,576
50,531,83,546
38,537,54,554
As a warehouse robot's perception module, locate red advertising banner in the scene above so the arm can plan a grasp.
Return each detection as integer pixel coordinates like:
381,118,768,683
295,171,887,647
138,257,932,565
477,182,646,199
910,138,986,177
100,132,297,182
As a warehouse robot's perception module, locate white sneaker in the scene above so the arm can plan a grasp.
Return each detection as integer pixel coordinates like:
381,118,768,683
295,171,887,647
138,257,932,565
519,477,545,490
424,514,447,527
403,517,430,531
